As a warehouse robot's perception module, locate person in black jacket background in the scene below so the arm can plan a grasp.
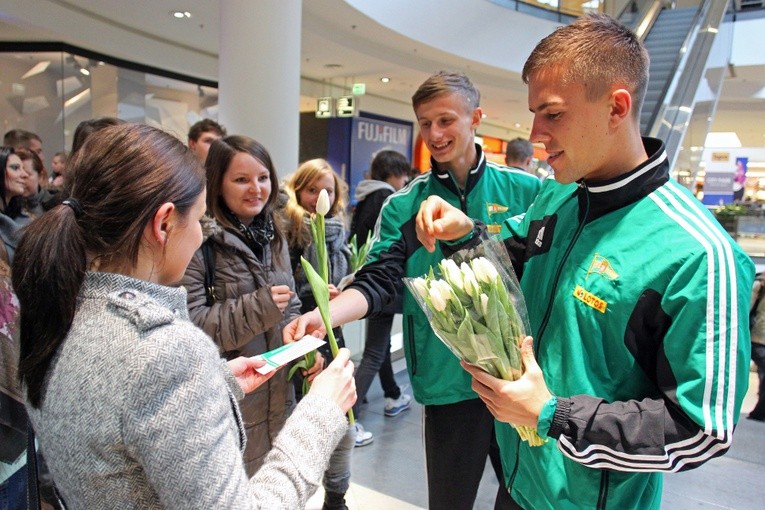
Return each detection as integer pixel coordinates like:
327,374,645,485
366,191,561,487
348,150,411,446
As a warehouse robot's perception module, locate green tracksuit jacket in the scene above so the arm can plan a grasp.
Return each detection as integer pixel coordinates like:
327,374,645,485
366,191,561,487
348,144,541,405
484,138,754,509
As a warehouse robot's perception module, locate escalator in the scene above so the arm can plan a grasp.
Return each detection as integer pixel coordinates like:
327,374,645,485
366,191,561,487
640,6,698,134
620,0,732,175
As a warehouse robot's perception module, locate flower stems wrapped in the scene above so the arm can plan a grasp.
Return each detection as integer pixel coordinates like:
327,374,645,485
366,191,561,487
404,237,545,446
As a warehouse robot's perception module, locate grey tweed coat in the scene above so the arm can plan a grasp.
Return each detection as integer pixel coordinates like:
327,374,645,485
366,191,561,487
25,272,347,509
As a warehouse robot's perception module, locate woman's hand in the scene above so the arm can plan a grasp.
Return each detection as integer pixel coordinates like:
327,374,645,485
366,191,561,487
227,356,277,394
327,284,341,300
270,285,294,313
309,348,357,413
305,351,324,383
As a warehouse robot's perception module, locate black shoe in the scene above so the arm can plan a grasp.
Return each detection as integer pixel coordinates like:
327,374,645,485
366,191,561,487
322,491,348,510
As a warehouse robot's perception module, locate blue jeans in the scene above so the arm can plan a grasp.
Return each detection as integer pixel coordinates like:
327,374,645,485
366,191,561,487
0,464,27,510
352,314,401,416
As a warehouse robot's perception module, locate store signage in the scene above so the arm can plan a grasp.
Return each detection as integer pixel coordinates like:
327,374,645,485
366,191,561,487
316,97,333,118
336,95,356,117
352,83,366,95
711,152,730,162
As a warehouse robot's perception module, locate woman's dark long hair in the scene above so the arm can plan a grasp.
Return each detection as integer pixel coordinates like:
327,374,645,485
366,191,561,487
12,123,205,407
0,146,25,218
204,135,286,265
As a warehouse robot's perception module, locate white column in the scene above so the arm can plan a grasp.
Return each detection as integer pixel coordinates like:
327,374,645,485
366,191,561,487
219,0,301,178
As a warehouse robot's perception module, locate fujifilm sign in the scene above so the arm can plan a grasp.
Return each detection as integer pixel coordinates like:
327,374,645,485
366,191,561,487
356,120,409,145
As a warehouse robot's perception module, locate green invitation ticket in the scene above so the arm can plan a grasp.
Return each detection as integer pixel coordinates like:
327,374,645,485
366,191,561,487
255,335,326,374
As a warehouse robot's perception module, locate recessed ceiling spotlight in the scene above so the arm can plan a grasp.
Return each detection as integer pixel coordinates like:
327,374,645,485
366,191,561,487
514,123,521,128
79,67,90,76
380,77,390,83
481,113,487,119
172,11,191,19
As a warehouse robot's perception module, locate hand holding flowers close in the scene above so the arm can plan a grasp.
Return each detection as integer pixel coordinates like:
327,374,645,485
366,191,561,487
462,337,553,429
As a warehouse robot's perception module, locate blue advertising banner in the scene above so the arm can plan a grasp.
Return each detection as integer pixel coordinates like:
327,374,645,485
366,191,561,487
349,116,412,205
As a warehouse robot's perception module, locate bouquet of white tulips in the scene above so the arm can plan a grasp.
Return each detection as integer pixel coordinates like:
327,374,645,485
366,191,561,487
404,237,545,446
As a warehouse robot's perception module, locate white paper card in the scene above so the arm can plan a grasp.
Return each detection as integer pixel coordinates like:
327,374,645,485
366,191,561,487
255,335,325,374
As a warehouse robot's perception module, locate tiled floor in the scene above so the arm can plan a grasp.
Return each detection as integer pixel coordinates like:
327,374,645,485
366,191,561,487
307,359,765,510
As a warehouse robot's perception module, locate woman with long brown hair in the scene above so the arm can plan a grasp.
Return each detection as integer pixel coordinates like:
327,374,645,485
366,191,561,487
12,124,356,509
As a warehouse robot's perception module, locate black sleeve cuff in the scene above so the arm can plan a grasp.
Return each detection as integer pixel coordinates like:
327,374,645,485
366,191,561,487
547,396,573,439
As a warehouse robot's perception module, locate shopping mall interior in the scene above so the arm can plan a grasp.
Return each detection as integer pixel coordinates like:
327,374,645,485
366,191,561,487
2,1,765,508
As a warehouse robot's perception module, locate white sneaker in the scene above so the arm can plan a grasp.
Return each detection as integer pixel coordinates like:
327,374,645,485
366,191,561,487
354,422,374,447
384,393,412,417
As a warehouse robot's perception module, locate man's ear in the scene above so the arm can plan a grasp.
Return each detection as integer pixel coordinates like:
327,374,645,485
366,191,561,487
471,106,483,130
610,89,632,127
151,202,176,247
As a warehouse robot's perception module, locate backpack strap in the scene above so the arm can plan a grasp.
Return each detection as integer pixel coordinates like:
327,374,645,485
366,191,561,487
202,240,217,306
750,276,765,330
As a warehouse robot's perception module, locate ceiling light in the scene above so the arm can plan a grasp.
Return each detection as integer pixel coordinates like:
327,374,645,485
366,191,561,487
324,63,342,69
514,123,521,128
172,11,191,19
481,113,487,118
380,77,390,83
79,67,90,76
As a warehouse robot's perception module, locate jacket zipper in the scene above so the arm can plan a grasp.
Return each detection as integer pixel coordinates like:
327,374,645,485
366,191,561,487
597,471,610,509
406,315,417,375
447,172,468,213
534,183,591,352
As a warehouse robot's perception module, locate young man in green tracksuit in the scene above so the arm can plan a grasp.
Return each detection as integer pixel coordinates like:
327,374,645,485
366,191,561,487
285,71,540,509
416,14,754,510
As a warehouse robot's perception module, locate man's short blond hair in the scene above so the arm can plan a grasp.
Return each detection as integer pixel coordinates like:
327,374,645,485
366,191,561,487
522,13,649,119
411,71,480,112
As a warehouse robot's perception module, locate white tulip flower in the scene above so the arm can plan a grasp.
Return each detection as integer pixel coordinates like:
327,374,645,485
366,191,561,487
462,265,479,295
480,293,489,316
411,277,430,299
428,284,448,312
316,188,331,216
440,259,463,288
471,257,499,284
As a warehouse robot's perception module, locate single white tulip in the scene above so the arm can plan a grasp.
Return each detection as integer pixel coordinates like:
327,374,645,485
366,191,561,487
316,188,331,216
411,277,430,299
480,293,489,317
428,284,448,312
440,259,463,288
471,257,499,284
461,263,479,296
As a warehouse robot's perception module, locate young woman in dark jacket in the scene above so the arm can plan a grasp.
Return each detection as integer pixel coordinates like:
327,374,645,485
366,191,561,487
180,136,314,476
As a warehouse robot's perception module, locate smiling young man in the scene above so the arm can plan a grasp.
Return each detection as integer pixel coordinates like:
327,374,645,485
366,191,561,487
415,14,755,510
285,71,540,508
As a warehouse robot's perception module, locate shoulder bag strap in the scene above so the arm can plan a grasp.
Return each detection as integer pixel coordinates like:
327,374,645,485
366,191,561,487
26,423,40,510
202,240,217,306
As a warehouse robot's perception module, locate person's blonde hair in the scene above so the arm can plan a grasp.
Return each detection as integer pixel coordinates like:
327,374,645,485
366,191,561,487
522,12,649,119
281,158,348,250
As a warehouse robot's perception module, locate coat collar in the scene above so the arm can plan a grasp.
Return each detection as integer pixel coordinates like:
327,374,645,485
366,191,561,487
576,137,669,222
429,143,486,196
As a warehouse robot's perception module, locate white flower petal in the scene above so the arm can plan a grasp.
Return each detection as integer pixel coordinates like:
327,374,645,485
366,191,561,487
316,189,331,216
